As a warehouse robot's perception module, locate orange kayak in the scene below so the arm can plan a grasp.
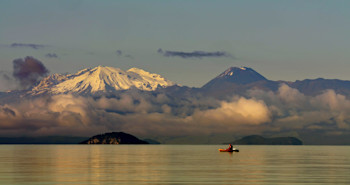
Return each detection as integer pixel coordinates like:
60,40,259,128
218,148,239,152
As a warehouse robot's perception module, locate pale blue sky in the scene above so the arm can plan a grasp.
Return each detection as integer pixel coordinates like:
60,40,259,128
1,0,350,87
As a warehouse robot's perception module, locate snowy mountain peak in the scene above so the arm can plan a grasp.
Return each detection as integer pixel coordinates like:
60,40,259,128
216,66,267,83
29,66,175,95
202,66,268,88
218,66,255,78
31,73,68,95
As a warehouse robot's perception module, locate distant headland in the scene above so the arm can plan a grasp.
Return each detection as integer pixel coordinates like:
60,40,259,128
80,132,149,144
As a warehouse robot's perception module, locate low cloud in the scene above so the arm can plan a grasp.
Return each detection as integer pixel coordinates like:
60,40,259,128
45,53,58,58
248,84,350,134
0,93,270,137
12,56,49,89
158,48,233,59
10,43,47,49
0,84,350,138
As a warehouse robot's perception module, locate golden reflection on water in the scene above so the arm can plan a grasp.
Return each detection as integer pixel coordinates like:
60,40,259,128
0,145,349,184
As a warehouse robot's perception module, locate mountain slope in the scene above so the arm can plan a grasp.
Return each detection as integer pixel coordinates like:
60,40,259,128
29,66,175,95
288,78,350,96
200,67,279,98
200,66,350,98
202,67,268,88
9,65,350,99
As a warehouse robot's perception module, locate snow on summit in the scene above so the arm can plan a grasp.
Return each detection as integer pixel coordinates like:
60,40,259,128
202,66,268,89
217,67,267,82
30,66,175,95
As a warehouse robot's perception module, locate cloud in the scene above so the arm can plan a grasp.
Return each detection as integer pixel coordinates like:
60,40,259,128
0,92,270,137
1,84,350,139
0,71,17,91
158,48,233,59
116,50,134,59
10,43,47,49
45,53,59,58
12,56,49,89
1,107,16,116
116,50,122,56
248,84,350,134
192,97,271,126
125,54,133,59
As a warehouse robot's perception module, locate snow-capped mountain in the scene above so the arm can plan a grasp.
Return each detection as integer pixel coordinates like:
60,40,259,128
217,67,267,83
29,66,175,95
199,66,279,98
202,67,268,89
10,65,350,99
201,66,350,98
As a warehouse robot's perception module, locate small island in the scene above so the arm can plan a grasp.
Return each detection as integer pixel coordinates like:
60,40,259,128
230,135,303,145
80,132,149,144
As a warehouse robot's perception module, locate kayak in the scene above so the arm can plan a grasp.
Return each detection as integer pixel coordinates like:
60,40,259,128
218,148,239,152
219,148,239,152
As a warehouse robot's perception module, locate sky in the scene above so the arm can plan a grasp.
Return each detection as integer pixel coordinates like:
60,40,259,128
2,0,350,142
1,0,350,88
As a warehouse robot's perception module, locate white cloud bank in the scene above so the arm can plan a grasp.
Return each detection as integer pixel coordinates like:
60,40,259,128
0,84,350,137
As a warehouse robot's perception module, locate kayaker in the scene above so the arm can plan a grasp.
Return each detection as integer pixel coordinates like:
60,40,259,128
227,144,233,151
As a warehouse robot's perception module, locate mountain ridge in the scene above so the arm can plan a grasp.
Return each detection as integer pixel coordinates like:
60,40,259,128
199,66,350,98
29,66,175,95
3,65,350,99
204,66,268,87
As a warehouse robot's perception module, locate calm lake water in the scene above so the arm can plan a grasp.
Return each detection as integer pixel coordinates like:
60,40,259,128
0,145,349,185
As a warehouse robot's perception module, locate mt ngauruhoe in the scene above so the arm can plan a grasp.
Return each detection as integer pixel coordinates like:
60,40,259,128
29,66,175,95
199,66,350,98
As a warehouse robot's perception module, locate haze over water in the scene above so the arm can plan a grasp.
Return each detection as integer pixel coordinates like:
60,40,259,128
0,145,349,184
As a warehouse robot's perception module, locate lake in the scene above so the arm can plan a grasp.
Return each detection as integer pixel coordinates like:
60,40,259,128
0,145,349,184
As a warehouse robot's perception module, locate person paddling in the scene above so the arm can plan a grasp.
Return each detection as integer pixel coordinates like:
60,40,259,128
218,144,239,152
227,144,233,151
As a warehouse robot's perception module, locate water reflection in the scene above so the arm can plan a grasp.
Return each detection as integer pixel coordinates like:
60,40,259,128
0,145,349,184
